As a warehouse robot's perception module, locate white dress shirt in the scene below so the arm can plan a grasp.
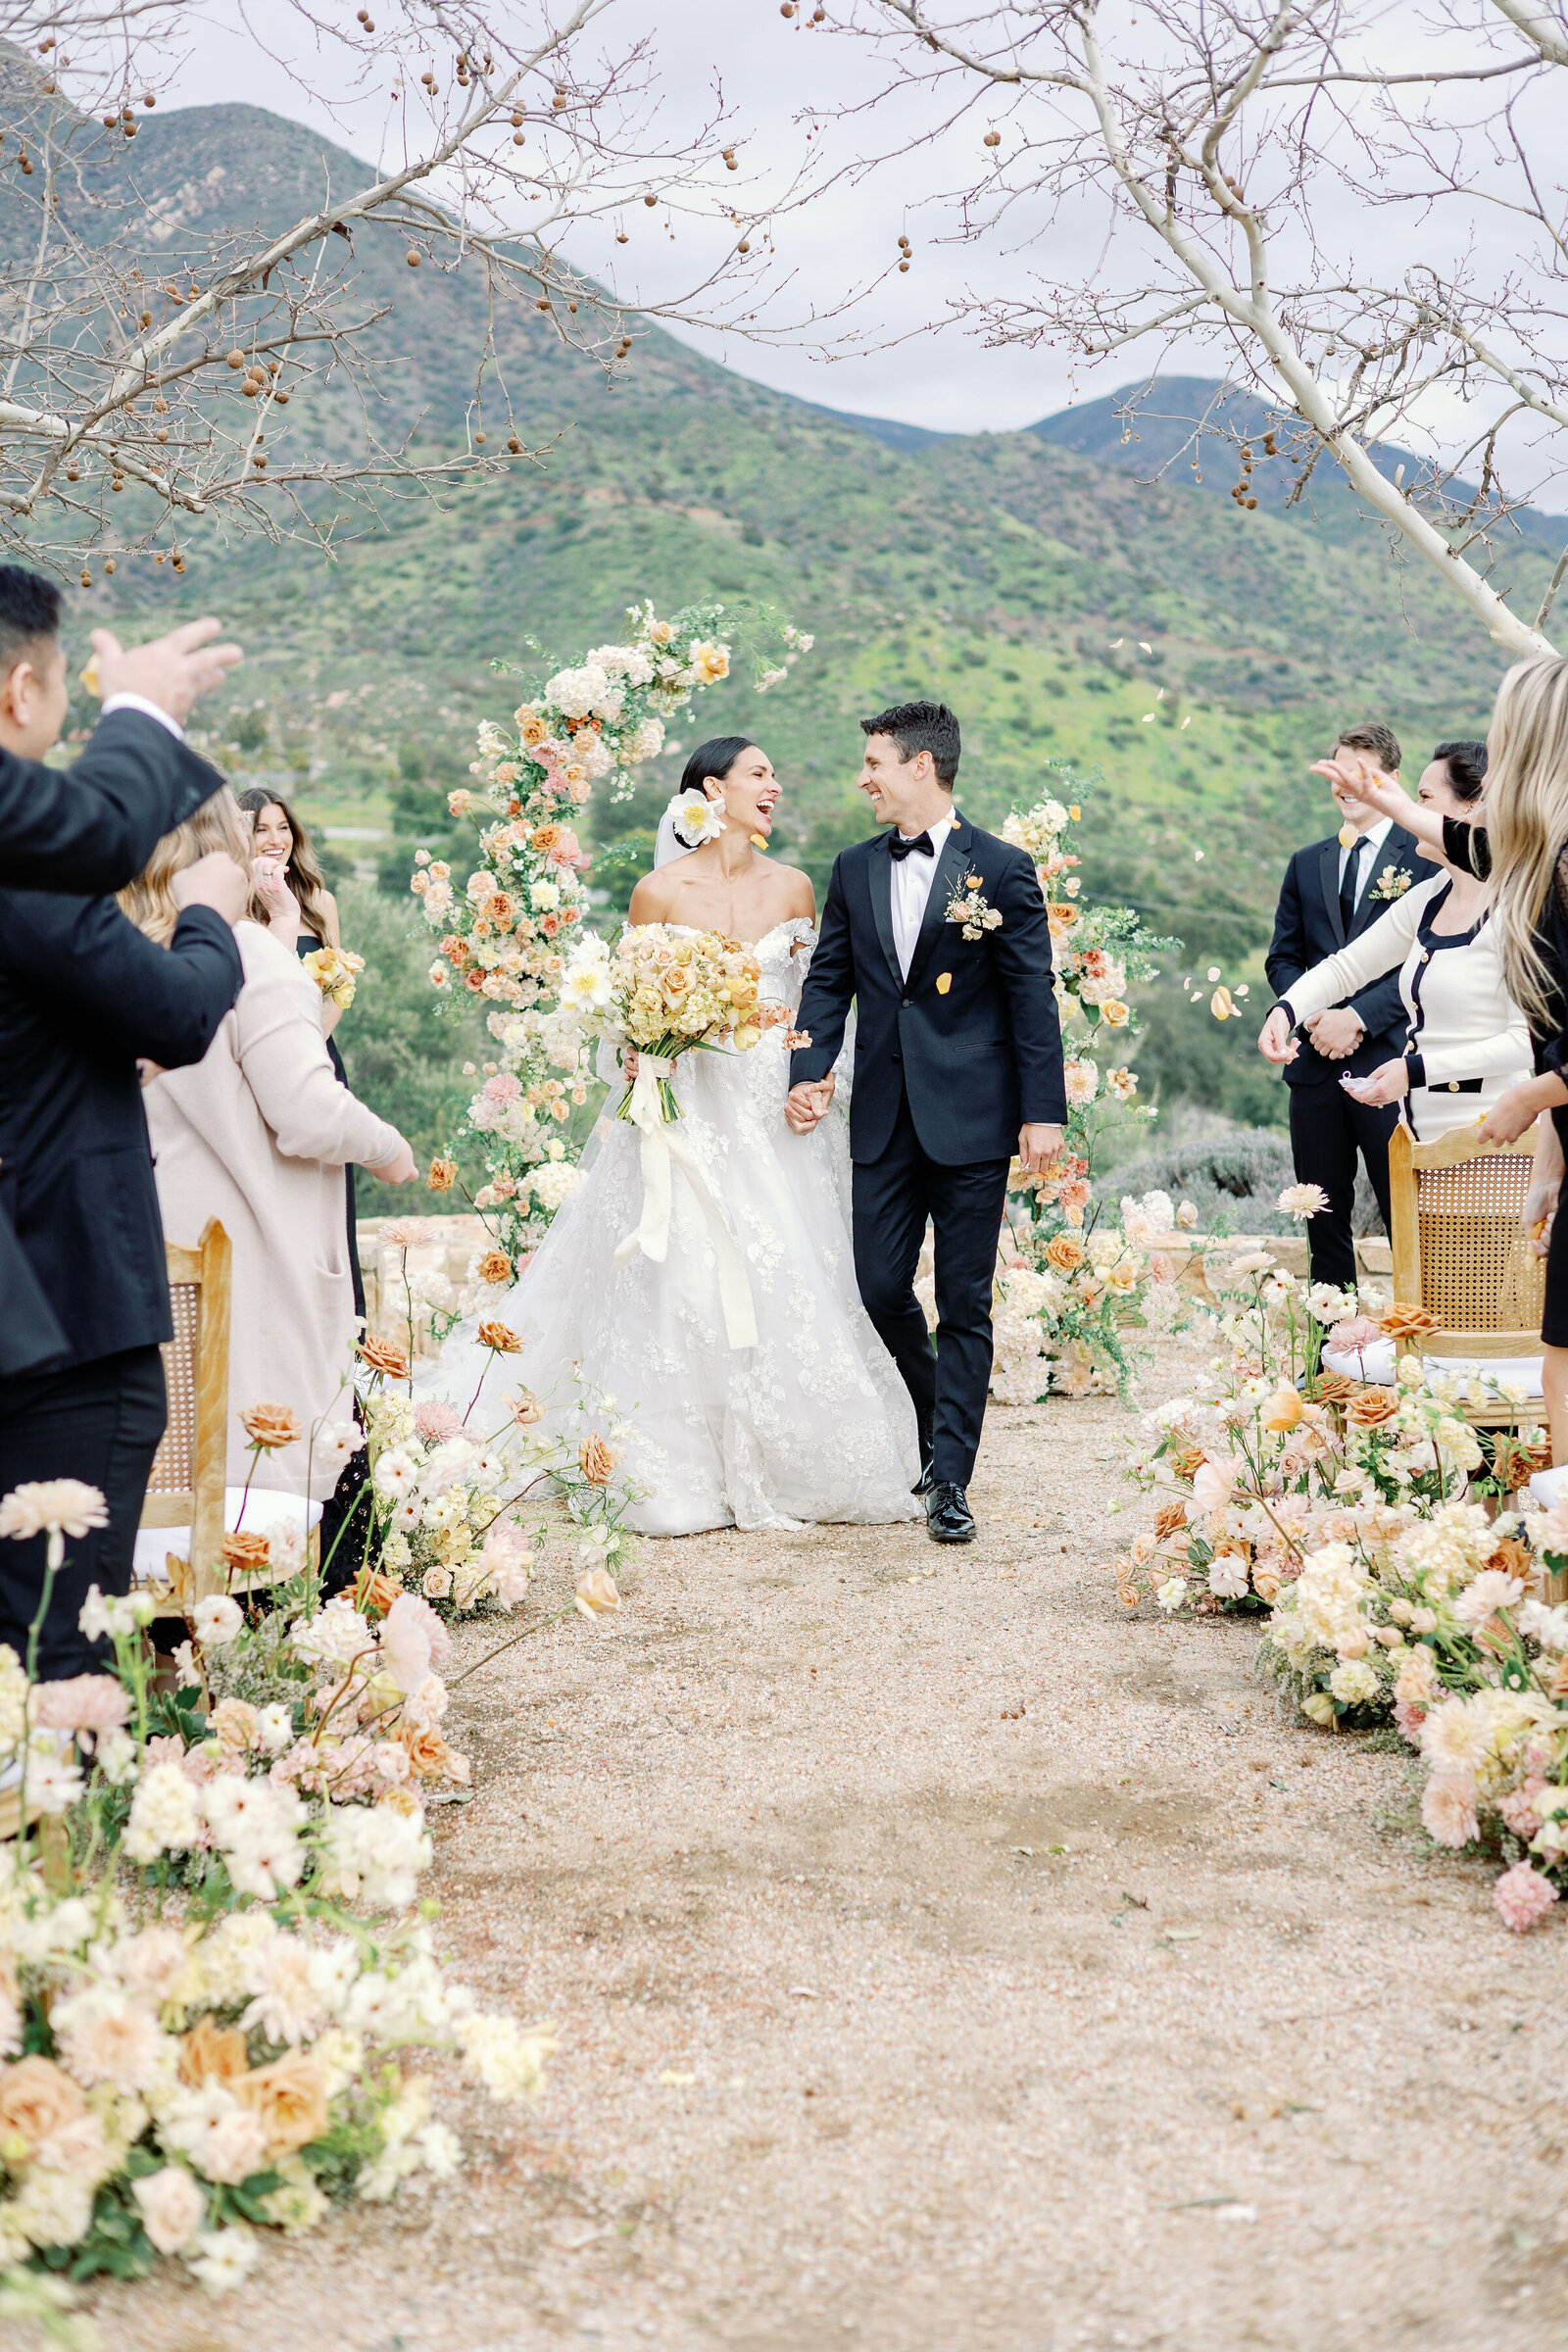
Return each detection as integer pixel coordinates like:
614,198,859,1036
101,691,183,741
890,811,956,978
1338,814,1392,913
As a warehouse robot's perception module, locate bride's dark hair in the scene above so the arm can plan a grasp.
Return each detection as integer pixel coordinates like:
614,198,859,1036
680,737,756,798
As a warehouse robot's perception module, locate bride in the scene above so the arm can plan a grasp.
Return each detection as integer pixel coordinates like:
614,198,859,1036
424,735,920,1536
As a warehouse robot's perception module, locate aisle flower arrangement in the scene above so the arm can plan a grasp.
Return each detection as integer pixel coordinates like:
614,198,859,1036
0,1485,554,2307
415,600,808,1260
1111,1236,1545,1626
991,779,1179,1399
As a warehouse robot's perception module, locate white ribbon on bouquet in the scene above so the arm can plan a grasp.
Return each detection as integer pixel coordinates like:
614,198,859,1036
612,1054,759,1350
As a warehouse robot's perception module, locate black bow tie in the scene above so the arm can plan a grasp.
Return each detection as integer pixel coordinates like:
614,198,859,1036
889,831,935,862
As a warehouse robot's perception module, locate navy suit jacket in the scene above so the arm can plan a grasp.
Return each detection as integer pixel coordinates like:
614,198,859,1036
790,811,1067,1165
0,891,243,1373
1264,825,1425,1088
0,708,230,893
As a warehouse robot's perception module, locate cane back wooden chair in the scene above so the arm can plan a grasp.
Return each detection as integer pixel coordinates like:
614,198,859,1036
140,1218,232,1603
1387,1121,1545,1429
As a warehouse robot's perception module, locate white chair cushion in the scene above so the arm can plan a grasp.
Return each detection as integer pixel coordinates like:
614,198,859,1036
1321,1341,1542,1398
1530,1466,1568,1511
134,1487,322,1584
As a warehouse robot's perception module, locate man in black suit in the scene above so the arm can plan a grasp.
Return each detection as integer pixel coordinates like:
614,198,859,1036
1264,721,1424,1288
786,702,1067,1544
0,570,248,1678
0,571,243,1378
0,571,242,893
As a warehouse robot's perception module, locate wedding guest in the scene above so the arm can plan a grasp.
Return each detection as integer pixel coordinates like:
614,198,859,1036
233,788,365,1320
1264,723,1423,1285
0,575,241,894
1351,668,1568,1456
122,791,417,1577
0,598,247,1674
0,572,242,1377
1258,738,1528,1141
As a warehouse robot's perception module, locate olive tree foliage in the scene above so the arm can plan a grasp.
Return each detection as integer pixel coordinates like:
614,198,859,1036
0,0,782,571
818,0,1568,657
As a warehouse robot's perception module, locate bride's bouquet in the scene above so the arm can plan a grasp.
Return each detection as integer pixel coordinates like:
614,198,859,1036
605,924,764,1122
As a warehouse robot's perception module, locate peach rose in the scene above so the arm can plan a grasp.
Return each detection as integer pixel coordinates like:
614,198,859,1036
1045,1235,1086,1274
476,1250,514,1287
396,1724,456,1779
0,2056,86,2154
233,2049,329,2159
1378,1303,1440,1340
221,1529,270,1575
358,1335,411,1381
579,1436,615,1486
178,2017,251,2089
426,1157,458,1194
1347,1387,1400,1428
477,1320,522,1354
240,1402,302,1450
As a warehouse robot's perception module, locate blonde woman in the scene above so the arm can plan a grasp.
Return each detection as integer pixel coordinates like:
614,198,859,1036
1355,659,1568,1454
122,790,417,1514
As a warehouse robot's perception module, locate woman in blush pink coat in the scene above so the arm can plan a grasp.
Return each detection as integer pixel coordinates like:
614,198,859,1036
122,792,416,1501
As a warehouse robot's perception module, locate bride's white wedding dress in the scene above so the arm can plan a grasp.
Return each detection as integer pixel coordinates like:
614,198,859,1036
423,919,920,1535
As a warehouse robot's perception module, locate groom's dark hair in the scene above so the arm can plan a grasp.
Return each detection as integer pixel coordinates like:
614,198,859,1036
862,700,960,788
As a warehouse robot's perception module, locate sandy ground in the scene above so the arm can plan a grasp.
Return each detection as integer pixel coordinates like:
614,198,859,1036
78,1335,1568,2352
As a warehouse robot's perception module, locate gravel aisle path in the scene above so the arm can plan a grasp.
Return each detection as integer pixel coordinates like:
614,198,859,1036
88,1339,1568,2352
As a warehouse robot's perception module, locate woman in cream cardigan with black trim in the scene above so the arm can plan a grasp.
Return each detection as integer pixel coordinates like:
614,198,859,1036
1257,743,1531,1140
122,790,417,1508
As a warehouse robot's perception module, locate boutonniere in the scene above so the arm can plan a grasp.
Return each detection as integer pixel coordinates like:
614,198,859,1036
1369,867,1414,902
945,873,1003,942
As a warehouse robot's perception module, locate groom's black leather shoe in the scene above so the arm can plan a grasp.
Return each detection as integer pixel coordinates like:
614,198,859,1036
911,1412,936,1496
925,1481,976,1544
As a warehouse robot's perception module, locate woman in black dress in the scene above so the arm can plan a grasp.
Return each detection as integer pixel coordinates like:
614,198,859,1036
235,786,375,1580
1344,662,1568,1455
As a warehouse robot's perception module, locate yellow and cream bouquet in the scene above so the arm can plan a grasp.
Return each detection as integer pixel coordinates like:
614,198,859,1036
609,923,763,1122
300,943,365,1009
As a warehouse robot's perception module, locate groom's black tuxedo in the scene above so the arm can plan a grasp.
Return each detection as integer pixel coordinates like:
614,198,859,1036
790,811,1068,1159
791,811,1067,1490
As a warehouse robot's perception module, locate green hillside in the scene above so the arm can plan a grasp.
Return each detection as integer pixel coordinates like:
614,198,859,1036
11,98,1547,1148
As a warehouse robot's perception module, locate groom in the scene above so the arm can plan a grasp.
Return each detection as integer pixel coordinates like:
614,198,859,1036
785,702,1067,1544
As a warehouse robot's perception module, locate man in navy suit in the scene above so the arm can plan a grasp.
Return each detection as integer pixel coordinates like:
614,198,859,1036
787,703,1067,1544
1264,722,1424,1288
0,568,248,1677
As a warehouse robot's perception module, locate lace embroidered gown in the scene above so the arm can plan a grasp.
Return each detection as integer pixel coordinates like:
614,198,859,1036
424,919,921,1535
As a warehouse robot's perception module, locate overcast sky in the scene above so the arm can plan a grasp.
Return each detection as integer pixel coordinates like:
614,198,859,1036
150,0,1565,499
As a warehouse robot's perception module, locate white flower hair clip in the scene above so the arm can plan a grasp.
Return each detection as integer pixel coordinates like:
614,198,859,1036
666,788,725,850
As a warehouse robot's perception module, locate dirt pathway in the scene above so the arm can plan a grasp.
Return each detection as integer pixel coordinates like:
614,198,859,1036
88,1339,1568,2352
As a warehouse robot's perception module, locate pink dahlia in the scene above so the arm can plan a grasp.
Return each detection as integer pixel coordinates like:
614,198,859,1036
1493,1861,1559,1934
29,1674,128,1735
414,1400,463,1445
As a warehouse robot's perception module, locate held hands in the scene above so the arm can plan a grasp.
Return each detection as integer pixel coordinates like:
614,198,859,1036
171,851,250,926
785,1075,835,1134
1017,1123,1064,1177
366,1135,418,1185
1304,1005,1364,1061
1340,1057,1409,1106
90,616,243,724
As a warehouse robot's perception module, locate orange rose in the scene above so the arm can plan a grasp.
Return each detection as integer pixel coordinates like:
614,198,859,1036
396,1724,456,1779
426,1157,458,1194
1310,1370,1361,1404
1379,1303,1441,1341
1045,1235,1086,1274
353,1566,401,1617
239,1402,301,1450
476,1250,514,1287
478,1320,522,1354
1168,1444,1205,1483
221,1529,270,1575
0,2057,86,2153
1347,1386,1400,1427
232,2050,328,2159
1153,1501,1189,1542
178,2017,250,2089
579,1435,615,1486
358,1335,411,1381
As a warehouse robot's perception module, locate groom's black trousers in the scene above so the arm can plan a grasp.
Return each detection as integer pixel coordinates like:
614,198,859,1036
852,1095,1011,1490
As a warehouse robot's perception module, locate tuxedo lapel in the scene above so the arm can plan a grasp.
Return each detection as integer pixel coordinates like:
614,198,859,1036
1319,842,1347,949
1350,832,1407,938
906,814,969,990
867,833,902,986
